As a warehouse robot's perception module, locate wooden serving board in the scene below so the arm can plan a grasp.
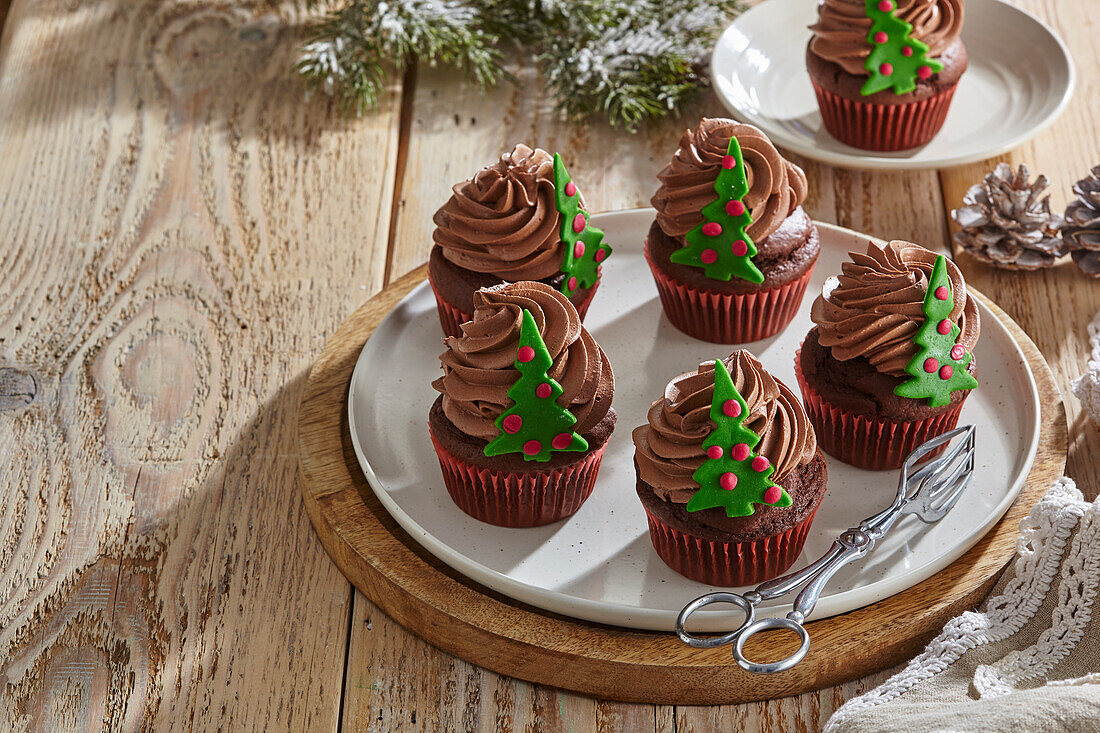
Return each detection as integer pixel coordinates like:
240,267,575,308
296,264,1067,705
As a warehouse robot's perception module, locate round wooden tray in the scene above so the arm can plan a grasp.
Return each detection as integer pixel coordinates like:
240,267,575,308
297,264,1067,705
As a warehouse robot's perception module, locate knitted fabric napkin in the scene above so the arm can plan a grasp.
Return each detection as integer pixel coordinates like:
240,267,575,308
1071,309,1100,426
825,477,1100,733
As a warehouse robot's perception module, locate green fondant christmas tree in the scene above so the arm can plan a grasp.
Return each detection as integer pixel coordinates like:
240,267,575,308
893,256,979,407
483,308,588,462
553,154,612,299
862,0,944,96
686,359,791,518
670,137,763,283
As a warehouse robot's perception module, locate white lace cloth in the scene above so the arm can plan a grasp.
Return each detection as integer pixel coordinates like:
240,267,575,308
1072,310,1100,426
825,478,1100,733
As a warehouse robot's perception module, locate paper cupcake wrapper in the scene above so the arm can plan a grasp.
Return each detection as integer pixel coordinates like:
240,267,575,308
811,81,958,152
643,504,819,586
429,277,600,338
429,426,606,527
645,244,813,344
794,346,967,471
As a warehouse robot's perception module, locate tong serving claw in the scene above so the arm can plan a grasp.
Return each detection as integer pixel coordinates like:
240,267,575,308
675,425,976,675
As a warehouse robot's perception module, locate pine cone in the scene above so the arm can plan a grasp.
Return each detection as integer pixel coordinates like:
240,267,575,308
1063,165,1100,277
951,163,1066,270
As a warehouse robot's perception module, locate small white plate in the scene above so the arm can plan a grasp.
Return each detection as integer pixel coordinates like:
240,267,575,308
710,0,1074,170
348,210,1040,631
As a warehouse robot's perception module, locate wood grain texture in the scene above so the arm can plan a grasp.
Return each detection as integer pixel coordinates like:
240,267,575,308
0,0,400,729
297,263,1066,705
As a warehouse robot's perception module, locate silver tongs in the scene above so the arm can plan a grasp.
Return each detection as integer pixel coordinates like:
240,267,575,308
676,425,976,674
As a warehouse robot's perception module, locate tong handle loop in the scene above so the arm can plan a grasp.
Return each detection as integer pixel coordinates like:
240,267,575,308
675,592,756,649
733,616,811,674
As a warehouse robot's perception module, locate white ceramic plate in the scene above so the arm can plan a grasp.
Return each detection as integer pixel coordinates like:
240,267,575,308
348,210,1040,632
710,0,1074,170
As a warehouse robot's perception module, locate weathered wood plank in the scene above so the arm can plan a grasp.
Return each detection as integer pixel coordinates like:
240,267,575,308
0,0,402,728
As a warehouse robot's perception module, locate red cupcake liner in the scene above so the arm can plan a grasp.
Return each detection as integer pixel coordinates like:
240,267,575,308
794,347,966,471
645,243,813,344
643,505,820,586
811,81,958,152
429,278,600,338
429,426,606,527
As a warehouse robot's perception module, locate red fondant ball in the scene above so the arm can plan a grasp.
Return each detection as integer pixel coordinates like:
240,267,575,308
924,357,939,373
721,155,736,170
751,456,770,473
935,286,949,300
574,241,585,259
723,399,742,417
731,239,748,256
878,0,893,10
731,443,750,461
874,31,888,44
938,319,952,335
880,62,894,76
902,46,914,57
551,433,573,450
764,486,782,505
572,213,586,233
517,346,536,363
702,222,723,237
951,344,966,360
502,415,523,434
523,440,542,456
726,200,745,217
707,445,723,460
918,65,934,79
701,249,718,264
939,365,954,380
536,383,552,399
720,472,738,491
564,181,577,197
594,248,607,263
567,276,578,292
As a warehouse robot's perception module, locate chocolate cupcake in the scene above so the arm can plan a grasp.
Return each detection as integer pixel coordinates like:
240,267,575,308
429,281,615,527
796,241,980,470
633,351,826,585
647,119,819,344
429,145,612,337
807,0,967,151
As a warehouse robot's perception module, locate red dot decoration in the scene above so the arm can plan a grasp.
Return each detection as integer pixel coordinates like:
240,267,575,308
707,445,724,460
523,440,542,456
878,0,893,10
721,155,736,169
939,365,954,380
594,248,607,263
723,399,742,417
726,200,745,217
503,415,523,434
701,249,718,264
874,31,888,44
938,319,952,335
517,346,536,363
536,383,552,399
880,62,894,76
935,286,949,300
731,443,750,461
567,276,578,292
951,344,966,360
731,240,748,257
752,456,770,473
924,357,939,373
574,241,585,258
564,181,577,197
572,213,586,233
764,486,782,505
902,46,914,57
720,472,738,491
552,433,573,450
702,222,723,237
918,65,933,79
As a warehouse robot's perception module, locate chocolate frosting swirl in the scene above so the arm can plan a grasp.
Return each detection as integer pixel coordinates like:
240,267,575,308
651,119,808,245
632,351,817,504
810,0,965,76
433,144,568,280
433,281,614,440
810,240,980,377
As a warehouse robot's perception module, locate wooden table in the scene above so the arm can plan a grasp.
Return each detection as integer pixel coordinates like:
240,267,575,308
0,0,1096,729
